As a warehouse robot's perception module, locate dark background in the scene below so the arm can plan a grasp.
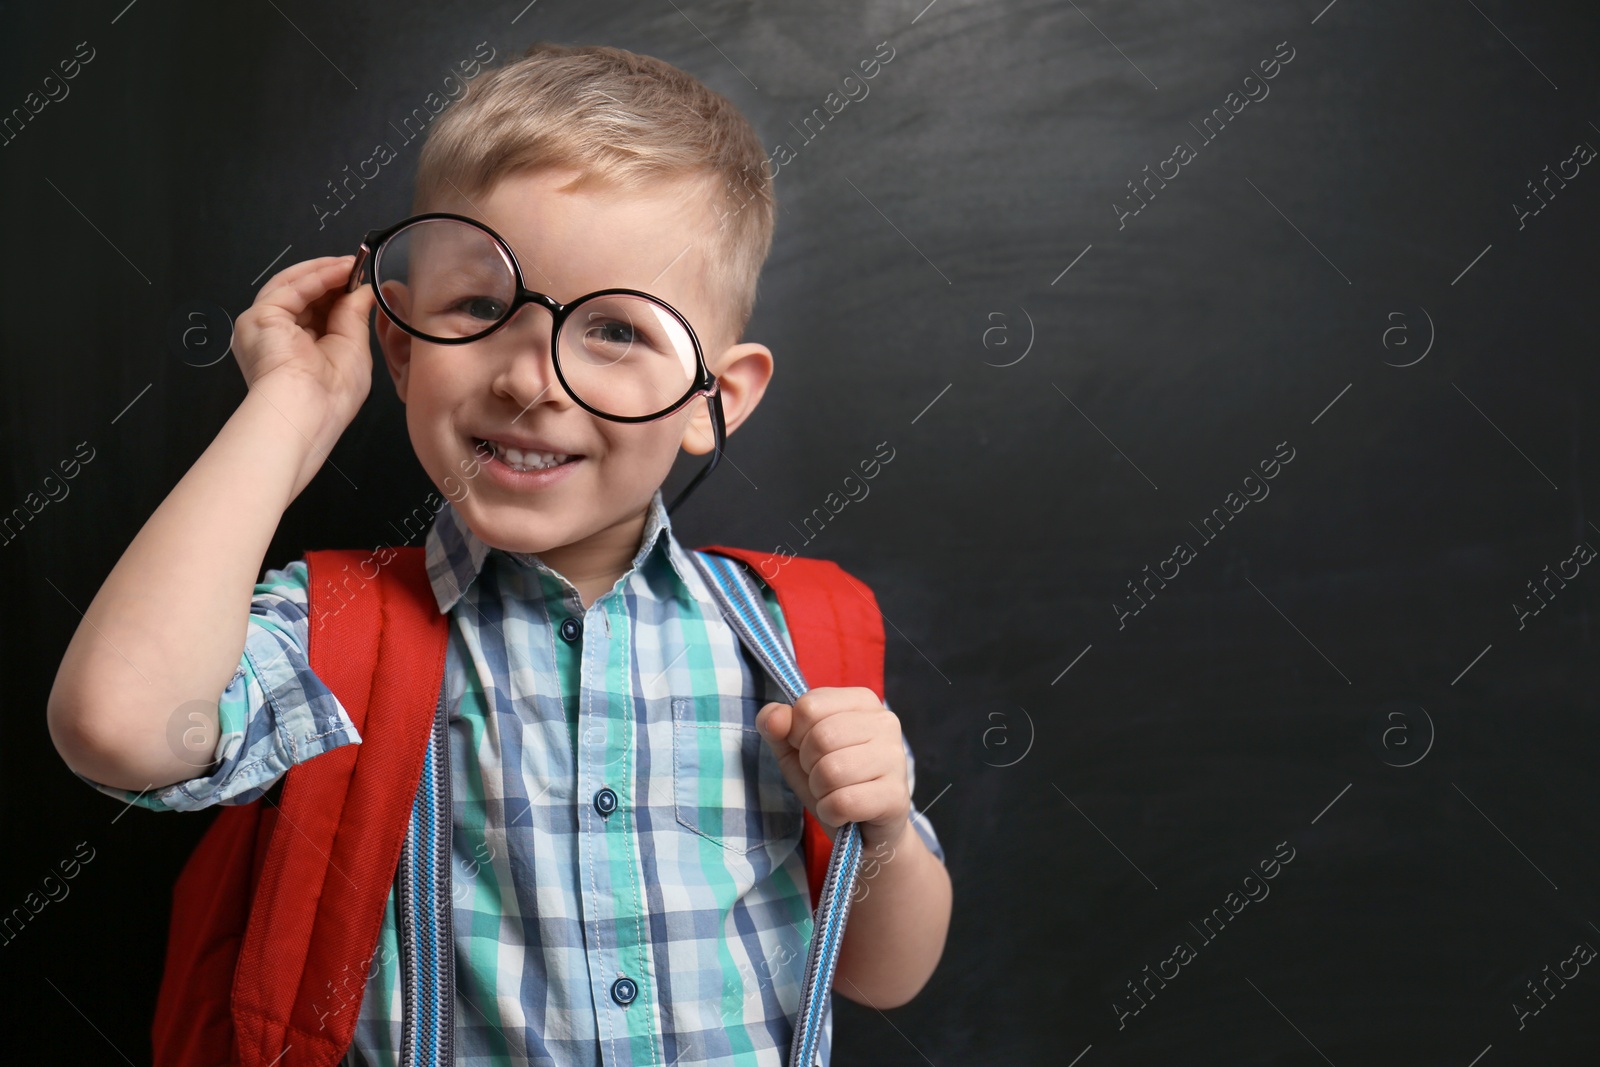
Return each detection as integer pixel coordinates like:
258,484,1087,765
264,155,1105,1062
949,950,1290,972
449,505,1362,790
4,0,1599,1063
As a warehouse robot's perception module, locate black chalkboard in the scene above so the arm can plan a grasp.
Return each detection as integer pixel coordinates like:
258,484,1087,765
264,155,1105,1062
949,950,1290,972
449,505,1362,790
4,1,1599,1062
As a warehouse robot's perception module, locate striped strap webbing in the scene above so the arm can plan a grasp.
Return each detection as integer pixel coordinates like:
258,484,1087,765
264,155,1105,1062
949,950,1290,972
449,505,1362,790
690,550,863,1067
396,682,455,1066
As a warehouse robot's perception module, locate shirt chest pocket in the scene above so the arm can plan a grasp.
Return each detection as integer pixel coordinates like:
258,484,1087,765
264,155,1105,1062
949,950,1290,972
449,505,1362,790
672,696,803,854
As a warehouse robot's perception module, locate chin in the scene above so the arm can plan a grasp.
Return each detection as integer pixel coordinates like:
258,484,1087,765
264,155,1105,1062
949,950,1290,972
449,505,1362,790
457,503,566,556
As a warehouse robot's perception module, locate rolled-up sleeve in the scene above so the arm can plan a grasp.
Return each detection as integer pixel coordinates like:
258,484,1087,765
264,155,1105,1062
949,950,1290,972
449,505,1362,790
78,559,362,813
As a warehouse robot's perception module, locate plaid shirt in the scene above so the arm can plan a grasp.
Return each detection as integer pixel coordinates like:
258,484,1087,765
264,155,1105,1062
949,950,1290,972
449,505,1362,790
84,486,944,1066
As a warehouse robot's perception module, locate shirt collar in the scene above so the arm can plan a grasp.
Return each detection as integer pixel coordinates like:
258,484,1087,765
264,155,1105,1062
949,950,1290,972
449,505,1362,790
423,486,715,613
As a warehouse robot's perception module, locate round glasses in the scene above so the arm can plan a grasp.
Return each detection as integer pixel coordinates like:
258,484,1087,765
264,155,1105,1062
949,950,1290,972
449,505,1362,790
344,212,726,513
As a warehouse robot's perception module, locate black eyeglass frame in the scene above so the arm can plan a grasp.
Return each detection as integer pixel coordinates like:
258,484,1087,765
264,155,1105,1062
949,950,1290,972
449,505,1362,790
345,211,725,514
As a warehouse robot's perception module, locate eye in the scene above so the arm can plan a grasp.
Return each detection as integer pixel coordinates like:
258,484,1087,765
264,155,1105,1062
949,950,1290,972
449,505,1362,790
584,318,638,346
452,295,508,321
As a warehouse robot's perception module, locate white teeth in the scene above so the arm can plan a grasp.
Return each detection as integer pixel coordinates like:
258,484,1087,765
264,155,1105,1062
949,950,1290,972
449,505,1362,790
487,440,571,471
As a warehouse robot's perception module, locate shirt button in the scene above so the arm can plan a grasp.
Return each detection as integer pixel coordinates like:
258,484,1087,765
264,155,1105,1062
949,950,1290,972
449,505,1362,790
560,616,582,642
593,787,618,817
611,976,638,1006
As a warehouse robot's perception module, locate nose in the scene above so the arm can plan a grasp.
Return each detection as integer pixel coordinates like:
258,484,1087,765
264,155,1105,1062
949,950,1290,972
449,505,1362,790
491,303,568,413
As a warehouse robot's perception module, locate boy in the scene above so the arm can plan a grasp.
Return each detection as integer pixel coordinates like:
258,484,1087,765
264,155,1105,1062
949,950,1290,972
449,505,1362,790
47,40,950,1066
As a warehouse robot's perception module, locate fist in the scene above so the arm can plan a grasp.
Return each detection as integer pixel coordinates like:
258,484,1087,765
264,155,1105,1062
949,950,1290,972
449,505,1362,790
754,686,911,854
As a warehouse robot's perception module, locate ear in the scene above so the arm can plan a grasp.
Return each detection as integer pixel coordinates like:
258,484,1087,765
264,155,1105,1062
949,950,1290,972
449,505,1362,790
373,281,414,403
681,342,774,456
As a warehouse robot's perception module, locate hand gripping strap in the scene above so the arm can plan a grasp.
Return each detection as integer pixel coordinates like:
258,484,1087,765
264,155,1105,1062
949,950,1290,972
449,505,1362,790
690,547,887,1067
231,548,449,1066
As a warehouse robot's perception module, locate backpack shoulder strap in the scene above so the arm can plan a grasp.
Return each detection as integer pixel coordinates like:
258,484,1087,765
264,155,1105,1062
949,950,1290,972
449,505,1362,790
691,545,885,1067
231,546,449,1066
691,547,886,909
688,550,883,895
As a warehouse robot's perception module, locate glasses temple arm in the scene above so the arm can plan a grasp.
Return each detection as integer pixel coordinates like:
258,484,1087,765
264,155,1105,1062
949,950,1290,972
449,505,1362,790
666,391,726,515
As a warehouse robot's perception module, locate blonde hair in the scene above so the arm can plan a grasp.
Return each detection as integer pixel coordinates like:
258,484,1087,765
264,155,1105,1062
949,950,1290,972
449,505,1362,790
411,41,776,349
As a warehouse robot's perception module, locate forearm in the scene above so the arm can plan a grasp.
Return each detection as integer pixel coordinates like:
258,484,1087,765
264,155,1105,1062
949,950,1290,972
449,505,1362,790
47,377,335,791
830,820,952,1009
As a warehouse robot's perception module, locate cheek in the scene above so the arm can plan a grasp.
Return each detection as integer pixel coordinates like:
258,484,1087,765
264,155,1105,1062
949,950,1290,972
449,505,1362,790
408,360,468,432
404,406,443,480
402,369,464,475
601,420,692,483
623,423,677,458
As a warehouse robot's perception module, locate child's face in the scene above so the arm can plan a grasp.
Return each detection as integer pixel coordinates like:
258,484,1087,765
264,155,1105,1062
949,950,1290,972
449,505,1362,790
377,167,771,560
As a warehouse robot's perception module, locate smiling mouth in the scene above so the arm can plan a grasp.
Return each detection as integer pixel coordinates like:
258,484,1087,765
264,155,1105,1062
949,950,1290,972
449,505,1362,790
474,437,583,472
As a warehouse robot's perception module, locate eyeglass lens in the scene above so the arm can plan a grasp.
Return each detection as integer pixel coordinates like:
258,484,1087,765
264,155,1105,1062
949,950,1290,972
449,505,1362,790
372,218,700,419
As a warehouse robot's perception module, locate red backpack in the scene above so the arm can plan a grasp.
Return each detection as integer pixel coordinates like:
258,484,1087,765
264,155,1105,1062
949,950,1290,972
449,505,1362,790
150,543,887,1067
